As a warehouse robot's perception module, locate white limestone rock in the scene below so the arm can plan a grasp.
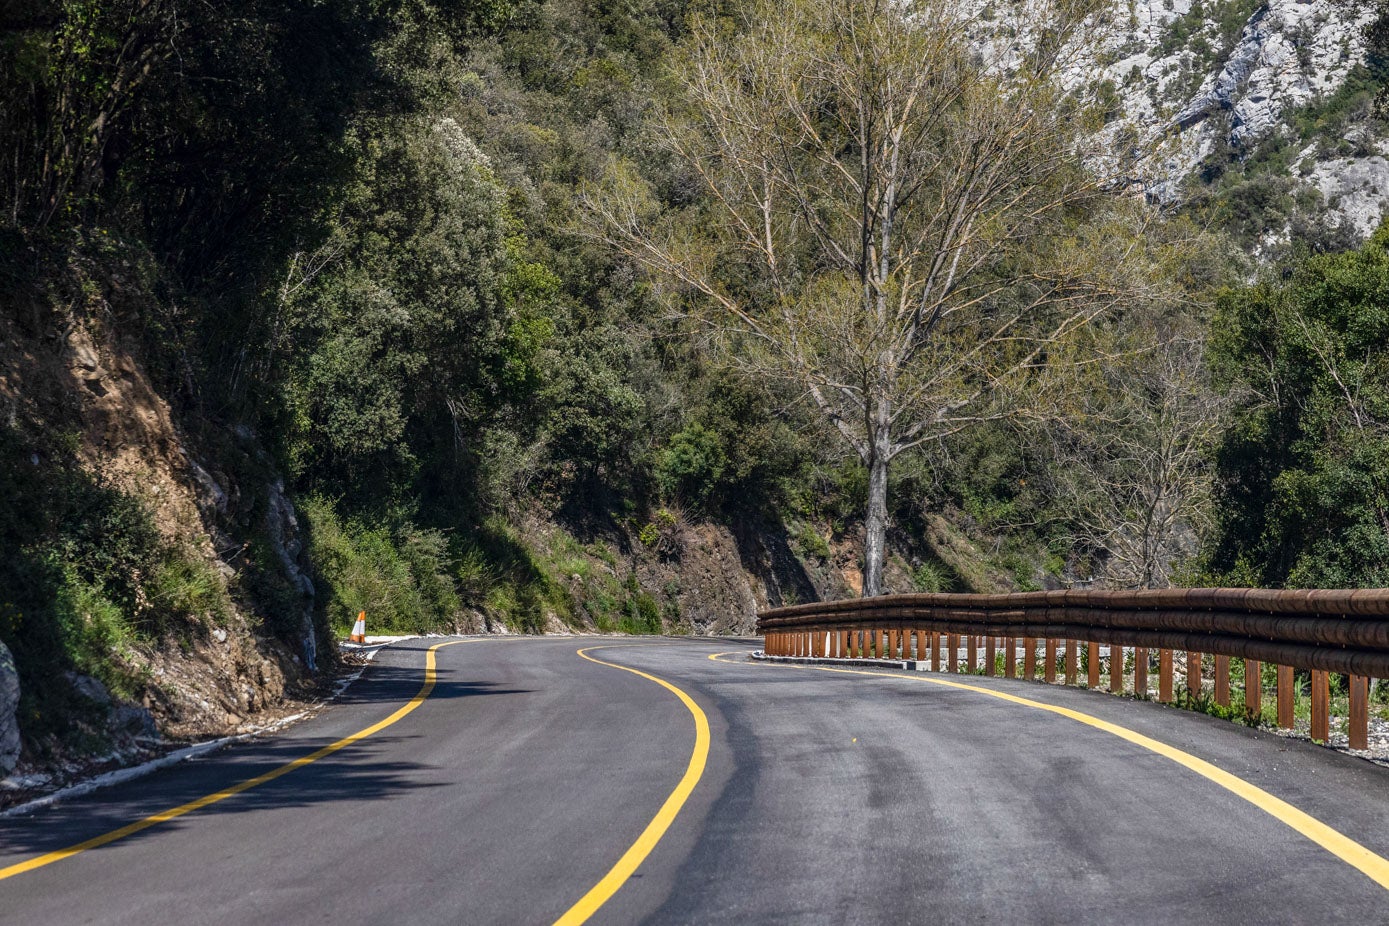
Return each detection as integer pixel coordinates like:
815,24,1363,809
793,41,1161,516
1305,155,1389,236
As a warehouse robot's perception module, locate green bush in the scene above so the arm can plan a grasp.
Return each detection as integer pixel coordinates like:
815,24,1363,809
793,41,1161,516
654,423,727,505
52,567,146,700
302,496,460,635
148,552,231,626
911,560,954,593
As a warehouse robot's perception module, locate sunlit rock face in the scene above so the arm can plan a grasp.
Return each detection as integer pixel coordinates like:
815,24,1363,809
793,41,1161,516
973,0,1386,237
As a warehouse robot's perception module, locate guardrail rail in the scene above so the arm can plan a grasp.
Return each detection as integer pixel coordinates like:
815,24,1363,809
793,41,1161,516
757,588,1389,749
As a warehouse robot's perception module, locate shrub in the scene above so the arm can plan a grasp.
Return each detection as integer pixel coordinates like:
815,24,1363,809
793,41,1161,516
654,423,727,505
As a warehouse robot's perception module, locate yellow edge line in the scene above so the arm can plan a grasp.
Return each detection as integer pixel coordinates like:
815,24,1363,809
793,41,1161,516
0,639,471,881
713,653,1389,892
552,645,711,926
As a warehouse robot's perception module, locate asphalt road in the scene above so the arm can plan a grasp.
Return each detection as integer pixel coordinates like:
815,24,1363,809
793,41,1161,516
3,636,1388,924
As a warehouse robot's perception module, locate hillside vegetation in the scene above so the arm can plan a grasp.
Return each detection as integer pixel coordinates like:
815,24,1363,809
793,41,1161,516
4,0,1389,777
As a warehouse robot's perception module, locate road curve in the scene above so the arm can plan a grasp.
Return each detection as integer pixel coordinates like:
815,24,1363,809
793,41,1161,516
2,636,1388,924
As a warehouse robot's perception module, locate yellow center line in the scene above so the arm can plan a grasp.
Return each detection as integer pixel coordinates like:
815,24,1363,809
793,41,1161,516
552,645,711,926
709,652,1389,891
0,639,473,881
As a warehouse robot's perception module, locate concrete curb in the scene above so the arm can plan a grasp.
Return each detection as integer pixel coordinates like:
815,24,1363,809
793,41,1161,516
750,652,931,671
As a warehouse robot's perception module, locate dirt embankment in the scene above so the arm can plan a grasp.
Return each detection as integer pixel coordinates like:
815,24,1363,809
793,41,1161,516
0,257,334,799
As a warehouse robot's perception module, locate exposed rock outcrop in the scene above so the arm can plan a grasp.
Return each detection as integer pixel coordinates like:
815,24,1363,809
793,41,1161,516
0,641,19,776
983,0,1389,235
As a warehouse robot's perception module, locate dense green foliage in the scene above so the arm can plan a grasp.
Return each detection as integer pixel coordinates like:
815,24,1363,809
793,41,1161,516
6,0,1389,771
1206,228,1389,587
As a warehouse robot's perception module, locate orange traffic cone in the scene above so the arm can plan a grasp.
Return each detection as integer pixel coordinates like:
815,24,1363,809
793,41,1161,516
350,611,366,643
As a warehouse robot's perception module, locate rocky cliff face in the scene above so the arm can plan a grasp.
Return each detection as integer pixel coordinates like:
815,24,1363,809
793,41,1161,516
1140,0,1382,232
994,0,1389,239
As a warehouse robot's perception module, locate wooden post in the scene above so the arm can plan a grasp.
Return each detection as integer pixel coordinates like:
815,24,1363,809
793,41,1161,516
946,634,959,672
1065,639,1077,685
1087,642,1100,689
931,634,942,672
1186,651,1202,698
967,636,978,673
1277,665,1294,729
985,637,996,677
1109,643,1123,693
1245,659,1261,716
1024,638,1037,679
1214,655,1230,707
1159,649,1173,702
812,632,823,658
1350,675,1369,751
1134,648,1148,697
1044,638,1057,683
1311,670,1329,742
1003,637,1015,678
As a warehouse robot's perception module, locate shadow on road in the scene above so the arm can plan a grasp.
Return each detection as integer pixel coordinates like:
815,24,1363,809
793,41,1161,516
0,665,528,862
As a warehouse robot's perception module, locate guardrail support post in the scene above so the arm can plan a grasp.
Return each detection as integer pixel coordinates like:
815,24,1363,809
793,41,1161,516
1311,670,1329,742
1159,649,1173,702
1086,642,1100,689
1277,665,1294,729
916,629,928,661
946,634,959,672
1065,639,1077,685
1045,638,1057,683
1024,638,1037,679
838,630,849,658
1003,637,1015,678
967,635,978,673
1214,655,1230,707
1134,648,1148,697
1245,659,1261,716
1109,643,1123,693
890,629,901,660
931,634,942,672
1186,651,1202,698
1350,675,1369,750
985,637,997,677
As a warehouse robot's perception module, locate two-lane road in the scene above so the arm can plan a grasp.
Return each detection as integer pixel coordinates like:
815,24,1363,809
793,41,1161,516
2,636,1387,923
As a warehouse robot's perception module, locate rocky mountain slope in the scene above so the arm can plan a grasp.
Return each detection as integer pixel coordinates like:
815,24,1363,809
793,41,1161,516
1091,0,1387,235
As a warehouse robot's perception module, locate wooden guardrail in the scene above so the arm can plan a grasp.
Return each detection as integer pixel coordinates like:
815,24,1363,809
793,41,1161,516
757,589,1389,750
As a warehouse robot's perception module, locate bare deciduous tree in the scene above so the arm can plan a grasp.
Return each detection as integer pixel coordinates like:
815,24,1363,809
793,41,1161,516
1049,323,1232,588
583,0,1170,596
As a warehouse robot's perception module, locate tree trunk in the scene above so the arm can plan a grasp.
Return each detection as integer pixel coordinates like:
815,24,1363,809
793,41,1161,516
863,441,890,598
